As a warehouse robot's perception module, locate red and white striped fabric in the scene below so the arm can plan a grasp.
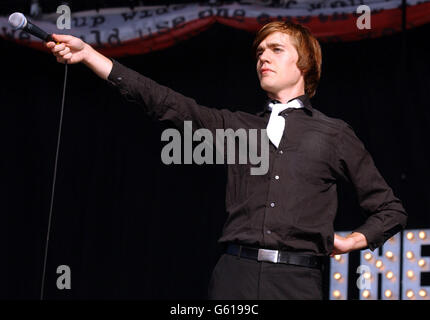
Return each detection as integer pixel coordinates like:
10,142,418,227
1,0,429,57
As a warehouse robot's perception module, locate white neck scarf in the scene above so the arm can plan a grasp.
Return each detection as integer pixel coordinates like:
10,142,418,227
266,99,303,148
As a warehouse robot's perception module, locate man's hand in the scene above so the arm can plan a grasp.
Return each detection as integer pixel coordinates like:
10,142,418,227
46,34,88,64
45,33,113,80
330,232,368,257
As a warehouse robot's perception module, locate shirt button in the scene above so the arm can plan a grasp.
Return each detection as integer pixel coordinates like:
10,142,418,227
275,175,279,180
270,202,275,208
278,150,283,155
117,77,123,81
266,230,272,235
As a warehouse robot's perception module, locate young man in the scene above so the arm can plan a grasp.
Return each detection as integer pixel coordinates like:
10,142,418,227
46,21,407,300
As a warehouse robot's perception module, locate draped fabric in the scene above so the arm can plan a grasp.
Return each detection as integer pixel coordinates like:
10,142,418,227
0,0,430,57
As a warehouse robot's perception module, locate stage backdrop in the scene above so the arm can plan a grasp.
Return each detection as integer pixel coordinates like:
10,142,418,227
1,0,430,56
0,5,429,300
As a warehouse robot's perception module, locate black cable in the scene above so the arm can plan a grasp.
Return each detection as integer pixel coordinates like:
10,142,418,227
40,61,68,300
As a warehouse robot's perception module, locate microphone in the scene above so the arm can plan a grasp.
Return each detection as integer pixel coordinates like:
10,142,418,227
8,12,53,42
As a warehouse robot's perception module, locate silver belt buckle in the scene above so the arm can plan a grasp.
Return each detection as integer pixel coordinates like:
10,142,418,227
257,249,279,263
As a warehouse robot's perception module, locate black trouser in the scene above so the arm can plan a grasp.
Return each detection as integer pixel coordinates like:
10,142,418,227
208,253,323,300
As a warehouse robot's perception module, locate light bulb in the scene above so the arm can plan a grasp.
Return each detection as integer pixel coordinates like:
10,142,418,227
385,290,392,298
386,271,394,280
375,260,383,269
333,272,342,281
406,232,414,241
364,252,372,261
334,255,342,261
333,290,341,299
407,270,414,279
406,251,414,260
418,259,426,268
385,251,394,259
362,290,370,299
419,289,427,297
406,290,414,299
419,231,427,240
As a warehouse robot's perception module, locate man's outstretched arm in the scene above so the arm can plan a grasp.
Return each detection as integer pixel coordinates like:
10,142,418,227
45,34,232,134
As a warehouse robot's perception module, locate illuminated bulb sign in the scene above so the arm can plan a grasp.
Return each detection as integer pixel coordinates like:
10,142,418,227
329,229,430,300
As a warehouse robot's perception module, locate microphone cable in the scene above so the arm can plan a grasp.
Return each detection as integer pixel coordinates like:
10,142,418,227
40,60,68,300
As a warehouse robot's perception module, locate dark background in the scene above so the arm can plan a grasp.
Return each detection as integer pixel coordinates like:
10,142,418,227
1,4,429,299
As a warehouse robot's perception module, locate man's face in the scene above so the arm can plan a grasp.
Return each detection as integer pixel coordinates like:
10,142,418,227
256,32,303,96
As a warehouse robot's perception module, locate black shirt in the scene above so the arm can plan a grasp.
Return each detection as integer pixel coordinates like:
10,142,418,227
107,59,407,256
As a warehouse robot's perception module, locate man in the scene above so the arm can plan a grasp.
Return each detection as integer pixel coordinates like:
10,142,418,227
46,21,407,300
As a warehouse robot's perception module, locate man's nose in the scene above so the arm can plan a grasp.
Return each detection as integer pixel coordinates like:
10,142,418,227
259,50,270,64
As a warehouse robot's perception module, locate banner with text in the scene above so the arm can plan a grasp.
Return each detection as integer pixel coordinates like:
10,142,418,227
1,0,429,57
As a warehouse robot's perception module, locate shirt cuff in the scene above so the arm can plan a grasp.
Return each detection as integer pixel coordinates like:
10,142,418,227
107,59,126,87
105,58,138,103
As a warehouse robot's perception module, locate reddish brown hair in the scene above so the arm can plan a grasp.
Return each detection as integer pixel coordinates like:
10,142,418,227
253,21,322,98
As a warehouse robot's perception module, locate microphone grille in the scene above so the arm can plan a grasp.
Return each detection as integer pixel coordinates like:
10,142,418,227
9,12,27,30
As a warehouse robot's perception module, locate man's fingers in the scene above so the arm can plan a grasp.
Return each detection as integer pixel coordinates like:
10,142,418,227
46,41,55,48
52,33,74,43
56,51,72,62
52,43,66,53
59,47,70,56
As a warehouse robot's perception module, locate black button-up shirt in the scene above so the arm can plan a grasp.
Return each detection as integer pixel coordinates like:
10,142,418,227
107,59,407,256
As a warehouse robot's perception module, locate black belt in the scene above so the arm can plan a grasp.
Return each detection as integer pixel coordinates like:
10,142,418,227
226,244,323,269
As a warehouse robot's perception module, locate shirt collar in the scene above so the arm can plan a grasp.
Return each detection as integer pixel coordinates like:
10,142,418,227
257,94,313,117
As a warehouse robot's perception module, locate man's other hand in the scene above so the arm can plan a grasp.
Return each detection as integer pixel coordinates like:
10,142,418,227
330,232,368,257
